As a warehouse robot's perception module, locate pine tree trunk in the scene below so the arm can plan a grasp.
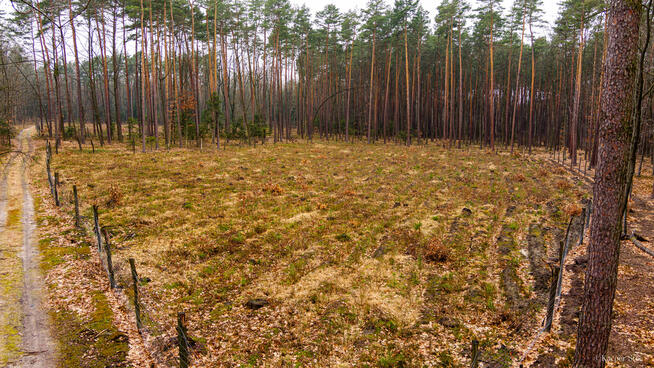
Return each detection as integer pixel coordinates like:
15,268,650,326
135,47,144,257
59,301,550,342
528,16,536,154
489,1,495,151
111,4,122,142
404,25,410,146
367,29,376,144
574,1,641,366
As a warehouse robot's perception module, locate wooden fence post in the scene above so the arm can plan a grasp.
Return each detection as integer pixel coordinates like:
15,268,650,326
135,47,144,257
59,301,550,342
102,228,115,289
544,266,560,332
54,172,60,206
128,258,142,332
556,217,574,296
93,205,102,253
585,201,592,229
46,161,54,199
470,339,479,368
73,185,79,228
177,312,189,368
578,208,587,246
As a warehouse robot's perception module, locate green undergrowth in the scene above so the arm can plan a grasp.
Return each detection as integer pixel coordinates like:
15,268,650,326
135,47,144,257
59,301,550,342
49,291,129,368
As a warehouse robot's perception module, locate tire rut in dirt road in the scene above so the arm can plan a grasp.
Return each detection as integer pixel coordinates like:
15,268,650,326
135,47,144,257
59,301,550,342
16,128,55,368
0,139,24,366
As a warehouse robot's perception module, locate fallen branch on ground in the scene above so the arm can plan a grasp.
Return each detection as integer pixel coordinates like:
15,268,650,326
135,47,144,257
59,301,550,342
630,232,654,258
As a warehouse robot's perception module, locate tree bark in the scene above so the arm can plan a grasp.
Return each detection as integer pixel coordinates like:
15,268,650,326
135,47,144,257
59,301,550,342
574,1,641,366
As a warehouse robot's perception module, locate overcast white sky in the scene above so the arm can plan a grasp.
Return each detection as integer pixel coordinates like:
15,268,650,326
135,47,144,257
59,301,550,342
293,0,560,34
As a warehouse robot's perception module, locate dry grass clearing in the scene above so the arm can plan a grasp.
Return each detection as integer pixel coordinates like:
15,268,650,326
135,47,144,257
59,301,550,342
41,140,586,367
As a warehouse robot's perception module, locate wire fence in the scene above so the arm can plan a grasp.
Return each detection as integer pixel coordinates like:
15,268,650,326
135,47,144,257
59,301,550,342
519,176,593,364
44,143,197,368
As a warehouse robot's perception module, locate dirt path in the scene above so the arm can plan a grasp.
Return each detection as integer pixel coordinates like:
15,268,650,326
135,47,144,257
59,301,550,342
532,157,654,366
606,195,654,366
0,128,55,367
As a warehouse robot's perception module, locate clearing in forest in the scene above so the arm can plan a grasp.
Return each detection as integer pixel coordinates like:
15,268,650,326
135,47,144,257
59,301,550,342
42,140,587,366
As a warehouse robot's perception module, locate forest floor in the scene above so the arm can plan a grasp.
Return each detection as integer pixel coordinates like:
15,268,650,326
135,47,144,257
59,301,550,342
36,136,605,367
524,156,654,368
13,132,652,367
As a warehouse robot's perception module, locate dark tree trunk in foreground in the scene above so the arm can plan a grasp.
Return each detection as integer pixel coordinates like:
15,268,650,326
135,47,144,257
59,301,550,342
574,1,641,367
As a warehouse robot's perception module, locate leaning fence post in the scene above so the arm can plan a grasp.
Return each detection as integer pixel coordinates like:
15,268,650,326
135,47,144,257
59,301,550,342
585,201,592,229
73,185,80,228
128,258,142,332
46,159,54,199
556,217,574,296
102,228,115,289
578,208,587,247
177,312,190,368
544,266,560,332
93,205,102,252
470,339,479,368
53,172,60,206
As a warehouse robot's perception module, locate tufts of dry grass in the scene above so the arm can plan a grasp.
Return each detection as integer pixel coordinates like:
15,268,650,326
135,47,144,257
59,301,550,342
42,139,585,367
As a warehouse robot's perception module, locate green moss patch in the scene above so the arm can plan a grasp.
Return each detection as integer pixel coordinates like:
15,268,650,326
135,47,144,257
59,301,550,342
50,290,128,368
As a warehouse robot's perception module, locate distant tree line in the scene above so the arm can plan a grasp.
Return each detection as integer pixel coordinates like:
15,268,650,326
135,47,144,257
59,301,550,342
0,0,647,164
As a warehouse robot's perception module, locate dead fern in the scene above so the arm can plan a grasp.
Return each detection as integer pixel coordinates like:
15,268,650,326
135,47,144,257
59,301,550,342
105,185,123,208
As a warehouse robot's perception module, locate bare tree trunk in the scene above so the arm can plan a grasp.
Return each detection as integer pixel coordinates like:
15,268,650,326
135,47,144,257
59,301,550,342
28,19,46,134
35,6,53,137
122,1,132,127
58,14,73,135
528,14,536,154
345,38,353,142
383,47,392,144
139,0,147,152
111,3,122,142
458,24,463,148
149,1,158,149
510,8,526,153
220,24,232,140
170,2,181,148
574,1,641,366
489,1,495,151
68,0,85,142
96,11,113,143
87,15,103,143
367,29,376,144
50,14,64,139
404,25,410,146
570,11,585,164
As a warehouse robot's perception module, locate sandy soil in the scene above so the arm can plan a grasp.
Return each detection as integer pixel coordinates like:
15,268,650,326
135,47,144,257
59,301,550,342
1,128,55,367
